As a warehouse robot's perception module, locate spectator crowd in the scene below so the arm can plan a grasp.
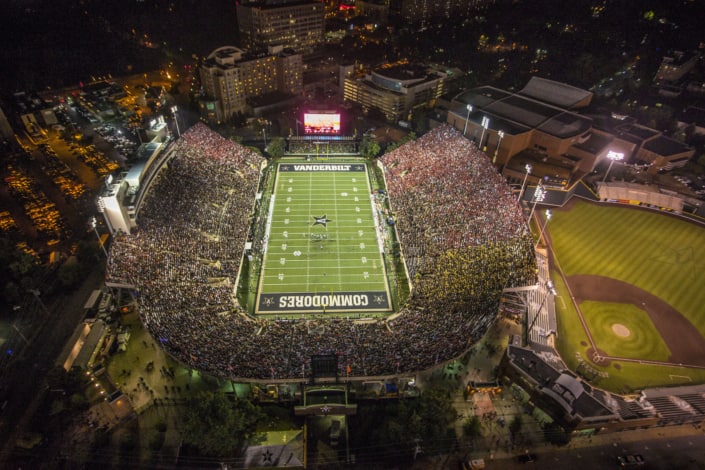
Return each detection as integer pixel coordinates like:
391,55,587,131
106,123,536,380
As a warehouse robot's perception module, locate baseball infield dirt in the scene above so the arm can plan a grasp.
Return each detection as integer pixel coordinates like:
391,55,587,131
567,274,705,366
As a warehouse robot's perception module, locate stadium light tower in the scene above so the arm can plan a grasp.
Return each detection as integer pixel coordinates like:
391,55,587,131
526,280,557,345
527,183,545,222
171,106,180,138
493,130,504,164
518,163,532,203
535,209,552,249
602,150,624,183
90,216,109,258
480,116,490,150
463,104,473,136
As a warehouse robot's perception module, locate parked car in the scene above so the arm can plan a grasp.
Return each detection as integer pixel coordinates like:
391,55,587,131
517,453,537,463
616,454,645,467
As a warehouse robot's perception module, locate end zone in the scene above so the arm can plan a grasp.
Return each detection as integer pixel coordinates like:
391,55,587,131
257,290,392,314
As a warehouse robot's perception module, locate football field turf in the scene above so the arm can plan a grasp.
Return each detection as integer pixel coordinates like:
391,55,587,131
255,161,392,315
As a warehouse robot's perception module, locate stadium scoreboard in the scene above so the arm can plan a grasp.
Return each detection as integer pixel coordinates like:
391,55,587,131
303,111,341,135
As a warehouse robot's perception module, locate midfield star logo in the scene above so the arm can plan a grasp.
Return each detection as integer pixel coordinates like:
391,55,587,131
312,215,332,227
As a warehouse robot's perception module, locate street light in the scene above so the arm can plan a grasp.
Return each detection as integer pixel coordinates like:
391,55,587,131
479,116,490,150
463,104,473,136
90,216,109,258
493,130,505,164
171,105,180,138
602,150,624,183
518,163,532,203
262,128,267,149
535,209,552,249
527,183,545,222
526,280,558,345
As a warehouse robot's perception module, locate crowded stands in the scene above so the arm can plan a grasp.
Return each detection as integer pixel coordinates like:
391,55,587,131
106,123,536,380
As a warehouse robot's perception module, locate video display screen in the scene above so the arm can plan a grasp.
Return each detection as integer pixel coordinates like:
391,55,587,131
304,112,341,135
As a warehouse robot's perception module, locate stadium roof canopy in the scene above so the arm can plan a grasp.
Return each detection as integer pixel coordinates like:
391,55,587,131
642,135,692,156
124,142,163,188
452,83,593,140
518,77,594,109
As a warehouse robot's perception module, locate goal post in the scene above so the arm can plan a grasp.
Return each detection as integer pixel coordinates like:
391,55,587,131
315,141,330,160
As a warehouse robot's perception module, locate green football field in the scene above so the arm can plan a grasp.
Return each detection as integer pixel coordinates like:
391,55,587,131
255,161,392,315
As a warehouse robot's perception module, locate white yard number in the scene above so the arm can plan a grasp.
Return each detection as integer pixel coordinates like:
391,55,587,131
281,244,287,250
283,231,288,238
359,243,365,249
357,218,362,224
285,207,290,213
363,272,369,279
278,273,284,280
284,218,289,225
361,256,367,264
280,258,286,265
358,230,364,237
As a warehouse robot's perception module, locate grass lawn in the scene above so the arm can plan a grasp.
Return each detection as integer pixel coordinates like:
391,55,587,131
549,201,705,391
553,270,590,367
554,277,705,392
580,301,671,361
549,201,705,335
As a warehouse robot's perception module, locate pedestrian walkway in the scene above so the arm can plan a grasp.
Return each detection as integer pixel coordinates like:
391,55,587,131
105,312,212,413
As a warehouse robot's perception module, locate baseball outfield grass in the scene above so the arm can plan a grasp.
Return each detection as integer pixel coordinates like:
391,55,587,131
549,200,705,391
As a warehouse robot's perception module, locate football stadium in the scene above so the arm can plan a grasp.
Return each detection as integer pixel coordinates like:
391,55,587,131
106,122,537,380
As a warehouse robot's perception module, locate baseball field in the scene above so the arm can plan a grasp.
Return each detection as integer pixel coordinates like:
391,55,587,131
547,199,705,392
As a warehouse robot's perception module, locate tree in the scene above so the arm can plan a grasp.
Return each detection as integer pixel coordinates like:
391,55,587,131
181,391,264,457
401,388,457,454
359,135,380,159
267,136,286,158
462,415,482,439
411,112,428,134
58,257,83,289
76,239,101,264
509,415,523,441
544,422,571,447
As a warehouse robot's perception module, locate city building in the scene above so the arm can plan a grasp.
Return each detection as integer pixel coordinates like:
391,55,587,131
97,140,172,236
448,77,596,187
355,0,390,25
654,50,701,84
447,77,695,191
342,60,447,122
390,0,495,28
236,0,325,54
0,104,14,141
198,45,303,123
501,339,705,433
590,115,695,173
